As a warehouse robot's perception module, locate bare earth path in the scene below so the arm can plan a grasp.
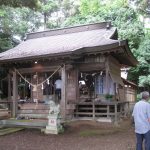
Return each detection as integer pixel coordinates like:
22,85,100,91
0,119,136,150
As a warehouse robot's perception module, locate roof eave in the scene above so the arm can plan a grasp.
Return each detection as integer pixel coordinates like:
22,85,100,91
119,40,138,67
0,51,73,64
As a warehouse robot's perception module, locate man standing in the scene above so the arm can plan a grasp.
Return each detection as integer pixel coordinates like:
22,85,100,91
132,91,150,150
54,77,62,103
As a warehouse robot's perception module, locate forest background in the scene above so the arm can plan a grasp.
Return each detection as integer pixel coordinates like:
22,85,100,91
0,0,150,92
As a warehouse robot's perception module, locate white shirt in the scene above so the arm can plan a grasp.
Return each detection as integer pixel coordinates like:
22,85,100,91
55,79,62,89
132,100,150,134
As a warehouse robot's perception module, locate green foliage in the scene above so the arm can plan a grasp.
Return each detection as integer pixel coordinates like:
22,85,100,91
79,0,101,16
0,0,40,9
136,93,141,101
131,0,149,15
139,75,150,87
0,9,6,16
105,94,113,100
136,35,150,87
0,33,14,52
61,0,79,18
128,34,150,88
38,0,59,29
0,6,41,52
0,37,13,52
107,7,144,50
40,0,58,14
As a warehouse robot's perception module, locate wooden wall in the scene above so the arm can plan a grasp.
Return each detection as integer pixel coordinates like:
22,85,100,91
124,87,136,102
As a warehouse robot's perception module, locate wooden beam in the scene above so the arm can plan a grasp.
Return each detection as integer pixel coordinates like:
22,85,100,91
78,62,105,72
18,66,60,74
17,65,69,74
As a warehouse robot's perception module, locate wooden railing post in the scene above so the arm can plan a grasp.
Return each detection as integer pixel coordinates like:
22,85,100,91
107,105,110,118
114,104,118,125
92,100,95,120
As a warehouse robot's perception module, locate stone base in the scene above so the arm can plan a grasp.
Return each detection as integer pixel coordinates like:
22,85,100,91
44,129,59,134
45,125,59,134
44,125,64,134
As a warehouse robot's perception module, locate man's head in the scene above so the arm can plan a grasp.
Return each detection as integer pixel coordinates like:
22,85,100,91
141,91,150,101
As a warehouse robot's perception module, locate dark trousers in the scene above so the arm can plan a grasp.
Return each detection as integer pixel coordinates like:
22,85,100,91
55,89,61,101
136,130,150,150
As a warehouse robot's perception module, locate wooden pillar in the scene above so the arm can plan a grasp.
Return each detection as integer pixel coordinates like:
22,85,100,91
8,73,11,100
105,57,109,94
8,73,12,114
12,70,18,118
75,68,79,103
60,65,67,118
30,74,33,101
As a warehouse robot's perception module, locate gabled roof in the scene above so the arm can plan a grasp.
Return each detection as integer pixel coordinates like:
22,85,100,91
0,22,138,66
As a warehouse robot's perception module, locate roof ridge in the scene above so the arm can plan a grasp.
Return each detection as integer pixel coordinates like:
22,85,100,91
26,22,111,40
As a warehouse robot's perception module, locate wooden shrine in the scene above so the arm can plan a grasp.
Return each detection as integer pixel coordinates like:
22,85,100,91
0,22,138,123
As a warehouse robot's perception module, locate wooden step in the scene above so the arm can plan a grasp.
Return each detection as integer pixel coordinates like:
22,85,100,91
18,109,49,114
75,112,93,115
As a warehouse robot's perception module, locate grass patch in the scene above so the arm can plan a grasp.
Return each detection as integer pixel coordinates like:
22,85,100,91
0,127,24,136
9,118,32,122
79,128,123,137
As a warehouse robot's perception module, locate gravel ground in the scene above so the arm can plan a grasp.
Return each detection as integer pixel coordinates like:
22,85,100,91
0,119,136,150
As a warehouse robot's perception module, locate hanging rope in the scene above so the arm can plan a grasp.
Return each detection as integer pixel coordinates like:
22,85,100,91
36,65,62,87
15,64,63,88
15,69,34,86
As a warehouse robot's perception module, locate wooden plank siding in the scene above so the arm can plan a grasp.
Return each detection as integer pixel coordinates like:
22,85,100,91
125,87,136,102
